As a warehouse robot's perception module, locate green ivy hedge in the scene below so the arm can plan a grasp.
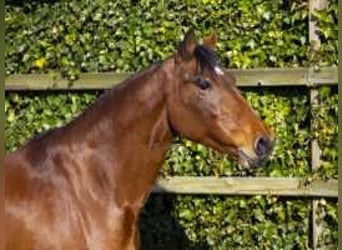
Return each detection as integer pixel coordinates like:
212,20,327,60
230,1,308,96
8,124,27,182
6,0,310,78
141,195,309,249
311,0,338,66
5,0,337,248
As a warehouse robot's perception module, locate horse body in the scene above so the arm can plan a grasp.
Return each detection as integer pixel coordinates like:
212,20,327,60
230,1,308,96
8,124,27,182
5,61,174,249
5,30,275,249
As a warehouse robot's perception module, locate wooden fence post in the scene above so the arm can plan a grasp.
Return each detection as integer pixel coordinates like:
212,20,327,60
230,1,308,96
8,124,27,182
309,0,326,249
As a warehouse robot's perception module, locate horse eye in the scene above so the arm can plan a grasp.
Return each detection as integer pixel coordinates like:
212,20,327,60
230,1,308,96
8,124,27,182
196,77,210,90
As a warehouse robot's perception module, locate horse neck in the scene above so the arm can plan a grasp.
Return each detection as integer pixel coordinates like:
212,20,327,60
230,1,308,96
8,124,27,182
66,59,174,208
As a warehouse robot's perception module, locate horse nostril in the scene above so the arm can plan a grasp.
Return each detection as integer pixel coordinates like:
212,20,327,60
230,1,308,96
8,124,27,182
254,135,271,158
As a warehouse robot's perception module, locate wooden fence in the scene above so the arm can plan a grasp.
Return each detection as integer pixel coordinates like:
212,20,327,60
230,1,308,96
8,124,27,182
5,66,337,90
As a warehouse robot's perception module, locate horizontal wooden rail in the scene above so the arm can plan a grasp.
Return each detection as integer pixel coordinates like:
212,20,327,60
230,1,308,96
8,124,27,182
5,67,337,91
152,177,338,198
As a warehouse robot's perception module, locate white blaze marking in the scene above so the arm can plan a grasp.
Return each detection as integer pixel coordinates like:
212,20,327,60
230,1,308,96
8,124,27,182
214,66,224,75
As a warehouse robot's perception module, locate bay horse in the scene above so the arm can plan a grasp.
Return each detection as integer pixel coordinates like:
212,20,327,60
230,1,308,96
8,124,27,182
5,30,274,249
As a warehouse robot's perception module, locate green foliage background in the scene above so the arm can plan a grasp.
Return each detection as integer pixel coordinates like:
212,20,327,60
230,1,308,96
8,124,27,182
5,0,337,249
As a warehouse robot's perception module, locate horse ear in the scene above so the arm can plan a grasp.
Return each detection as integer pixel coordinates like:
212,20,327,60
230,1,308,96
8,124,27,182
202,33,217,49
176,28,197,62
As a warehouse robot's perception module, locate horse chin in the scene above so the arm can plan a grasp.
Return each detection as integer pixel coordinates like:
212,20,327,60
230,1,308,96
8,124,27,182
203,140,258,169
220,147,253,169
237,149,259,169
237,157,252,169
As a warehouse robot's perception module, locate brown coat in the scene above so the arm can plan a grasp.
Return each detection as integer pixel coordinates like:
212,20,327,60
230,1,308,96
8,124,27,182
5,30,274,250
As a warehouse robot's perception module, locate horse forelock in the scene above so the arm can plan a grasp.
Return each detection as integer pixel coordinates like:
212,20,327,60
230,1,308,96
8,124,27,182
193,45,220,75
